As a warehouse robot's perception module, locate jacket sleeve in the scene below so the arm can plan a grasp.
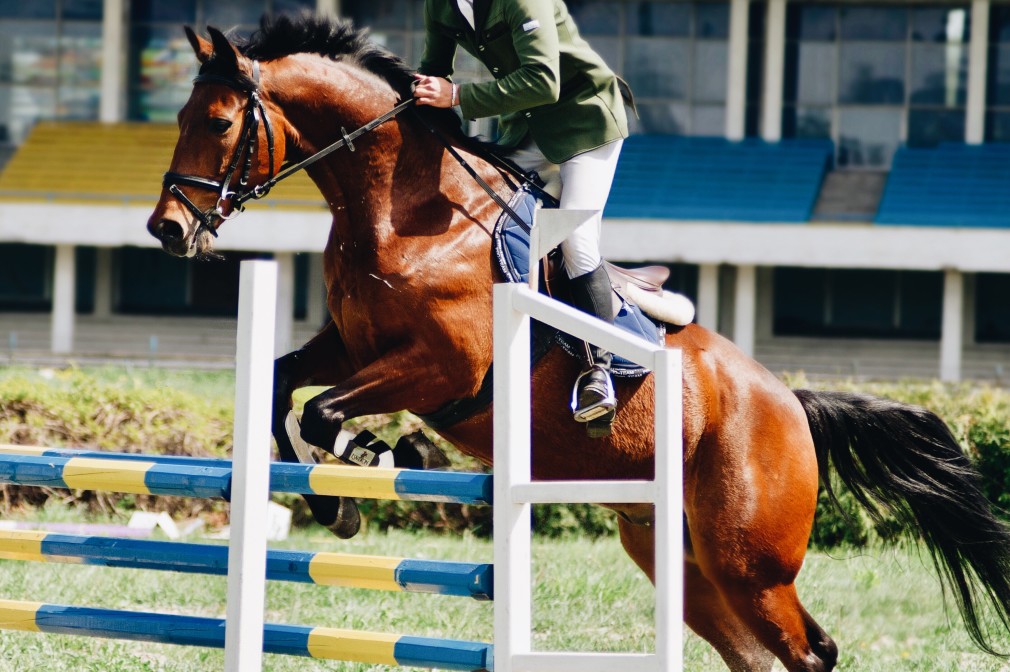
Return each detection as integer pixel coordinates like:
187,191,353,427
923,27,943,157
459,0,560,119
418,2,458,78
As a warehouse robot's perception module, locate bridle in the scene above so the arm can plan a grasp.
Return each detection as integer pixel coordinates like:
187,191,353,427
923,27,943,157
162,59,414,242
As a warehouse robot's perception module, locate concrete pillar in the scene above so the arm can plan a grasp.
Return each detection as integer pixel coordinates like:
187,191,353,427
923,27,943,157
100,0,127,123
966,0,991,144
51,245,76,354
93,248,113,318
306,253,328,328
696,264,720,331
275,252,296,356
733,264,757,357
761,0,787,142
940,269,964,382
725,0,751,140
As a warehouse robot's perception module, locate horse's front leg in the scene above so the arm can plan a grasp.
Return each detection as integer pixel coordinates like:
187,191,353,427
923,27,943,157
272,321,363,538
298,351,456,455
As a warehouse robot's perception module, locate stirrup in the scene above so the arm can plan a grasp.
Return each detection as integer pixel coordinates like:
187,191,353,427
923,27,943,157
570,368,617,423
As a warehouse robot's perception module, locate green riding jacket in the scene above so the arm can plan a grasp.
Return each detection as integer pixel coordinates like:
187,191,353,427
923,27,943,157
418,0,629,164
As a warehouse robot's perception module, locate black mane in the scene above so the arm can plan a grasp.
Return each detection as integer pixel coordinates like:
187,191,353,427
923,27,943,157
201,13,468,135
236,13,416,99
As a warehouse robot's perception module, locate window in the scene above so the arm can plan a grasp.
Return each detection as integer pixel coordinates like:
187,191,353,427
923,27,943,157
116,248,266,316
127,0,315,122
340,0,728,137
783,4,968,169
986,4,1010,141
0,1,101,144
773,267,942,338
975,273,1010,341
0,244,51,311
623,1,729,134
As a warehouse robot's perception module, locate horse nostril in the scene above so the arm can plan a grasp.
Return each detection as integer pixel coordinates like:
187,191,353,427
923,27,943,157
154,218,184,242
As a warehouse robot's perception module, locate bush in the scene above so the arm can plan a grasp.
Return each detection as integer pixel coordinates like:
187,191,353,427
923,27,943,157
0,368,233,523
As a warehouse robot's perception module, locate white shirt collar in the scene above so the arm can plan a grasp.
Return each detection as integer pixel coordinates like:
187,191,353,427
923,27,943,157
456,0,475,29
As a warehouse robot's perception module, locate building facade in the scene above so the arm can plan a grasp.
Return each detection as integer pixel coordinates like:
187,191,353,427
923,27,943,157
0,0,1008,381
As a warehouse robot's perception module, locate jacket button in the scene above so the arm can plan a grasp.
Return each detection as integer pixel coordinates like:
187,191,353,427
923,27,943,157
478,45,485,51
492,67,499,73
525,112,532,118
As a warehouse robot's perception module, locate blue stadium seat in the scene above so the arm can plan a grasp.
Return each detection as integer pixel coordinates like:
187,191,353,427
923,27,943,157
604,135,834,222
876,143,1010,228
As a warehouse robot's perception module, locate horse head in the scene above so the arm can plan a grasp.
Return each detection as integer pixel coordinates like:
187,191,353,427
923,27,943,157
148,17,475,261
147,26,289,258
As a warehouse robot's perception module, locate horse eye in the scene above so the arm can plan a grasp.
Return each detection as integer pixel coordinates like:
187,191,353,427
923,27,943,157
209,118,233,134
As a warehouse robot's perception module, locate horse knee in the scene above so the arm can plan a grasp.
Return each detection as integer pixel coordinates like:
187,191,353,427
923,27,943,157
300,393,344,452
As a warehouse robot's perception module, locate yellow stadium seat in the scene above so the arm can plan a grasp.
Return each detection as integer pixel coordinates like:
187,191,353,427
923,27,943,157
0,121,325,210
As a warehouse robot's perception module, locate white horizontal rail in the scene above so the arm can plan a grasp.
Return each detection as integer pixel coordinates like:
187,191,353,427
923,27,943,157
509,481,654,504
512,652,660,672
511,285,662,367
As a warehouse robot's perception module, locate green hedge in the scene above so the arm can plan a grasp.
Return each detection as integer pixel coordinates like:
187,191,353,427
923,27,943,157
1,368,1008,545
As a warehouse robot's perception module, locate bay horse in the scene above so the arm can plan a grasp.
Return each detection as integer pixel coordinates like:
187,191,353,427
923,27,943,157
145,16,1010,671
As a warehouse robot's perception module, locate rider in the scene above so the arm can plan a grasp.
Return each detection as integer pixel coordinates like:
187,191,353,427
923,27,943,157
413,0,630,437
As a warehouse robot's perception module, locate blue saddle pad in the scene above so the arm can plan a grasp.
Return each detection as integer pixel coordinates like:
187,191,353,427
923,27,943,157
492,188,663,378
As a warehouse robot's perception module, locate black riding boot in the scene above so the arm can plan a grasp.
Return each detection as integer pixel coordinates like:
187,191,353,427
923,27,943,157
568,263,617,437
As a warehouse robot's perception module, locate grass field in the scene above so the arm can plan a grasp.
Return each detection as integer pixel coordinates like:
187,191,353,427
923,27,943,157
0,519,1009,671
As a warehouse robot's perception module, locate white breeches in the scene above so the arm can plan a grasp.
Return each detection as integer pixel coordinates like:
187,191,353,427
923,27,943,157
507,137,624,278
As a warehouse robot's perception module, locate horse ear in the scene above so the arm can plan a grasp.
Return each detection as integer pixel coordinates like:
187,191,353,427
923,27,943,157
184,26,213,64
206,25,241,73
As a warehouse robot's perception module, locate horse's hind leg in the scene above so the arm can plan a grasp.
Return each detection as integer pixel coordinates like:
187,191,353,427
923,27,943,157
718,579,837,672
272,321,361,538
618,518,775,672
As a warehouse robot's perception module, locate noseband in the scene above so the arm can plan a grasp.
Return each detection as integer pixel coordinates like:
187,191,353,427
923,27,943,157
163,60,415,241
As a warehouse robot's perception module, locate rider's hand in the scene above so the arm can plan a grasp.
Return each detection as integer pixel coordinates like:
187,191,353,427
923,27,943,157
413,74,456,108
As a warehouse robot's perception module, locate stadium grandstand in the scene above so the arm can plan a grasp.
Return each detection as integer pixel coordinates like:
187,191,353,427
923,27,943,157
0,0,1008,382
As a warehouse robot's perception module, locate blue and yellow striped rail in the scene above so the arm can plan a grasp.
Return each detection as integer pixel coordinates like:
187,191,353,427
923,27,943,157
0,530,492,599
0,599,493,671
0,445,492,505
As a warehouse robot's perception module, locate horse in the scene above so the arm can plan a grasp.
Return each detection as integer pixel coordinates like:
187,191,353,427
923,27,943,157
145,16,1010,672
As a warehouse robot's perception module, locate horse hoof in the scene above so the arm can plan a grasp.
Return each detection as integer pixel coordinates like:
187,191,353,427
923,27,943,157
325,497,362,539
393,430,451,469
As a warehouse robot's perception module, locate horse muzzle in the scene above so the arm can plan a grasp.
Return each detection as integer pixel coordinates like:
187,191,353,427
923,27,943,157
148,216,211,258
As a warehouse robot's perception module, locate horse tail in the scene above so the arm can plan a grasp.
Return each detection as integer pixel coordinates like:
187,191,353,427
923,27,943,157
794,389,1010,656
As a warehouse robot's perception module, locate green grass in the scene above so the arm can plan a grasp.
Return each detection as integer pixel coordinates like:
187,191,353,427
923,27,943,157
0,365,236,401
0,522,1008,671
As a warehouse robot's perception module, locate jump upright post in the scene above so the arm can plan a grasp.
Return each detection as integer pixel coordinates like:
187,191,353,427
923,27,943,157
492,208,683,672
226,259,276,672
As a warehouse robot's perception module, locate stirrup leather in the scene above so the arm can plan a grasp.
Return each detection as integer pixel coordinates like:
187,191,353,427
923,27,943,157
570,368,617,423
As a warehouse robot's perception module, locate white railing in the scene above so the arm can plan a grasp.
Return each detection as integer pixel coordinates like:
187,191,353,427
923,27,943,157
492,209,684,672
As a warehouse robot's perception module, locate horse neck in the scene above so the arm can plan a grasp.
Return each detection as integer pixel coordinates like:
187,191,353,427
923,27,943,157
272,59,458,252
